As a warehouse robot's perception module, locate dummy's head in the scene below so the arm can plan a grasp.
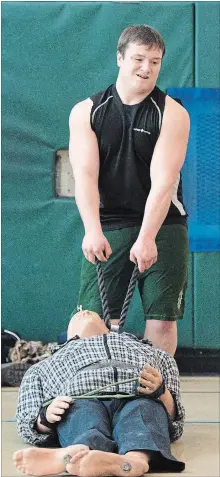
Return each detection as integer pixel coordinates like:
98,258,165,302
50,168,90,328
67,310,109,340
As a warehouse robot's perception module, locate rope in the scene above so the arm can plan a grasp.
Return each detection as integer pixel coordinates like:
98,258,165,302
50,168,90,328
119,265,139,328
96,259,139,331
96,259,111,328
43,375,139,407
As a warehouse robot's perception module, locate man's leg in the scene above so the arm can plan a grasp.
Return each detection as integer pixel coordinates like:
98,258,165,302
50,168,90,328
112,398,185,473
57,399,116,452
139,224,189,355
145,320,177,355
14,399,115,477
13,445,89,476
14,446,148,477
66,448,149,476
64,397,149,477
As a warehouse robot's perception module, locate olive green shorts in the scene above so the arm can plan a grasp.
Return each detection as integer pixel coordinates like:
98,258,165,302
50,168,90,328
76,224,189,322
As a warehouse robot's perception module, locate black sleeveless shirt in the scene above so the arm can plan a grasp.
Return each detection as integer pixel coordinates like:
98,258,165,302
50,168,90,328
90,84,187,230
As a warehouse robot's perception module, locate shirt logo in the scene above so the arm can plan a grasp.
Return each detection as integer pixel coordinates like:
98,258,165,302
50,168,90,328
133,128,151,135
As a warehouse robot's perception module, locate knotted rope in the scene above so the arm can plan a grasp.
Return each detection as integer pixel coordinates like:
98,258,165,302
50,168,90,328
96,260,139,331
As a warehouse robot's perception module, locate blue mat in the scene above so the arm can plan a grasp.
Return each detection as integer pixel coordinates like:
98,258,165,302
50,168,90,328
167,88,220,252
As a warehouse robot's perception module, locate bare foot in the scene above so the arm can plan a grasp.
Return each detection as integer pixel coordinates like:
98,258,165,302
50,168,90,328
66,449,149,476
13,444,89,476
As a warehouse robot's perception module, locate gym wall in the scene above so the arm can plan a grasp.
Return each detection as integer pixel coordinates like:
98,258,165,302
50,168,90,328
2,1,220,348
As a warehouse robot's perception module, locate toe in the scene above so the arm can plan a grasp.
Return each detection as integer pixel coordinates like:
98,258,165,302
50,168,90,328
13,450,23,463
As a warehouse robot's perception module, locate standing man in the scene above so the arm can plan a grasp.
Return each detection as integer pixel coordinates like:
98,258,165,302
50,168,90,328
69,25,190,356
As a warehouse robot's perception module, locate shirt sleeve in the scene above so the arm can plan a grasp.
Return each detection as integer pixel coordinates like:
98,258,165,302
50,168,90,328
16,366,57,446
156,349,185,442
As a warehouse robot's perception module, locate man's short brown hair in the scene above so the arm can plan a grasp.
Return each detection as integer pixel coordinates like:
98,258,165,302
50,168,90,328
117,25,166,58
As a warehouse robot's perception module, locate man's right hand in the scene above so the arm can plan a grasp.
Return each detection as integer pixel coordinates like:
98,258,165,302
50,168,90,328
46,396,73,424
82,230,112,263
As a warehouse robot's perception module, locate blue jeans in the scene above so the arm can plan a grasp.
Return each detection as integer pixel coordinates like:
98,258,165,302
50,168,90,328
57,397,185,472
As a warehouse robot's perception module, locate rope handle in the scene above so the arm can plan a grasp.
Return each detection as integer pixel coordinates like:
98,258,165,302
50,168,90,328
96,259,139,331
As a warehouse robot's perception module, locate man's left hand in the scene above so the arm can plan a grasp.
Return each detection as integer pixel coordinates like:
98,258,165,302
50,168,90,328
130,236,158,273
138,365,163,395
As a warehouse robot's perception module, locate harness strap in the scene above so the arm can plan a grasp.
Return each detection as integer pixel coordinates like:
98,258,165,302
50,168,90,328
76,360,139,371
43,375,139,407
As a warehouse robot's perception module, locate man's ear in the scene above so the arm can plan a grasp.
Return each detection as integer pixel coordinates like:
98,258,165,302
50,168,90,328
117,51,123,68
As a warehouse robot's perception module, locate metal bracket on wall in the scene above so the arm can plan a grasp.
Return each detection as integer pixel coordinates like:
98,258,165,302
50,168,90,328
55,149,75,197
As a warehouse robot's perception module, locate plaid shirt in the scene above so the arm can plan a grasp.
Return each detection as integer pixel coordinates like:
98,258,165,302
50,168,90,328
16,332,185,446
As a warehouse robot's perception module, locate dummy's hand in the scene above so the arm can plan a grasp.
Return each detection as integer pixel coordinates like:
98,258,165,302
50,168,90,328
82,230,112,263
130,236,157,273
46,396,72,424
138,365,163,395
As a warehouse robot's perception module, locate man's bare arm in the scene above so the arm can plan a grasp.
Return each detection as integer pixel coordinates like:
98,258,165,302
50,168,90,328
69,99,101,233
139,96,190,240
69,100,112,262
130,96,190,272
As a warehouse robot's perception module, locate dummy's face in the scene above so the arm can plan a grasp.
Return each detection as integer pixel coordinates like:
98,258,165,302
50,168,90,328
73,310,101,322
117,42,162,94
67,310,109,339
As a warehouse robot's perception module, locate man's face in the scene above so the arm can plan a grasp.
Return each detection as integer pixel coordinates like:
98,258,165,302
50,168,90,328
117,42,163,94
